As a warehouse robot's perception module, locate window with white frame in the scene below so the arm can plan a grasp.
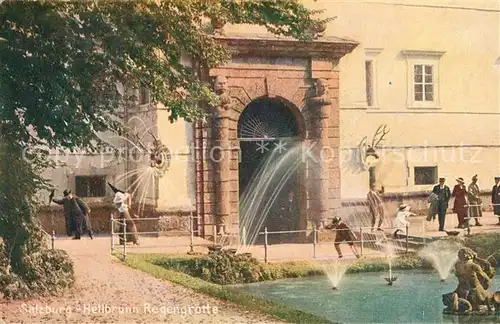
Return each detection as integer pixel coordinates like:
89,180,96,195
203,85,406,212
402,50,445,108
413,64,434,102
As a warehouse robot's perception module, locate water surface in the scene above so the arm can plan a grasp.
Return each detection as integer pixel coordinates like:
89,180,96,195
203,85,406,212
235,270,500,323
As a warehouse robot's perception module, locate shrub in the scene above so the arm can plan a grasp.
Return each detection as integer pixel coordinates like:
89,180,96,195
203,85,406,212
154,251,432,285
465,233,500,264
0,243,74,300
155,250,264,285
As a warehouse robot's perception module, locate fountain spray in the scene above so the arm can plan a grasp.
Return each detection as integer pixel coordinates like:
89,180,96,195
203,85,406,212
418,240,461,282
384,241,398,285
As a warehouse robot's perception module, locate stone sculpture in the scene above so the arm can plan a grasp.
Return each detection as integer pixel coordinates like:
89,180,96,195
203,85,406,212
442,247,499,314
213,75,232,118
308,79,332,113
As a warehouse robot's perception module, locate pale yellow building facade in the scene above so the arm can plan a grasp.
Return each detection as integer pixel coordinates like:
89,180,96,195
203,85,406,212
44,0,500,213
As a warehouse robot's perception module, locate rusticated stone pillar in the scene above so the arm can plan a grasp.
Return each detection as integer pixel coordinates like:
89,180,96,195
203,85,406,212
307,79,332,229
213,76,232,235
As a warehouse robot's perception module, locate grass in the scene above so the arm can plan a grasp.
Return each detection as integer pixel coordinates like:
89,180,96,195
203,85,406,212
124,253,334,324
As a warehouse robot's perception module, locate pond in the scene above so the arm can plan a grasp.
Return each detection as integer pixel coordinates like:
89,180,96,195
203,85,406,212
235,270,500,323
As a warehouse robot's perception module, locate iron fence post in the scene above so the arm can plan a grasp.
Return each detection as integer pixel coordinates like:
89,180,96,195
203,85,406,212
122,219,127,261
189,212,194,253
466,205,471,236
313,226,317,259
360,227,363,257
51,230,55,250
243,226,247,246
405,225,409,253
110,213,114,253
264,227,268,263
213,224,217,246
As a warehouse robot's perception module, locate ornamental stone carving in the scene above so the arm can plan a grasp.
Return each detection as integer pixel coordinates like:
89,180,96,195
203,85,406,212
308,79,332,118
213,75,232,118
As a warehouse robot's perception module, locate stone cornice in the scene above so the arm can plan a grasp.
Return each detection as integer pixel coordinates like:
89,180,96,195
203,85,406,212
401,49,446,58
214,33,358,59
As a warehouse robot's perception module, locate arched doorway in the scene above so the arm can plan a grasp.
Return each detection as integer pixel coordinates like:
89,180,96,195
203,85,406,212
237,97,305,244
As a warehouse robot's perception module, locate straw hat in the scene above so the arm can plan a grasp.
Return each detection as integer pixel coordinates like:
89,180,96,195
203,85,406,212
398,204,410,211
456,177,465,183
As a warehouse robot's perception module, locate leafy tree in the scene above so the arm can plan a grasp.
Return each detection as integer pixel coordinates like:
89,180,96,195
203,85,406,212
0,0,326,298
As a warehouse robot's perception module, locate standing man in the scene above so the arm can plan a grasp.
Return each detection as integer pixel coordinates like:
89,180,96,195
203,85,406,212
367,183,385,232
52,189,93,240
492,177,500,225
432,178,451,232
467,175,482,227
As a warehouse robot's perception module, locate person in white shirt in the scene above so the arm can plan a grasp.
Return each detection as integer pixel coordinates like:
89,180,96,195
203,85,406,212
109,183,139,245
393,204,416,238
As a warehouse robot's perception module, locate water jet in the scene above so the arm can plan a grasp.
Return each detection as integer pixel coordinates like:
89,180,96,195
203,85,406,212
419,240,462,281
323,259,350,290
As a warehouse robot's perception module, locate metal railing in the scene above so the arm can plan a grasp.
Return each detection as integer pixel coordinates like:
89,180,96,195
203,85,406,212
257,225,411,263
41,229,56,250
110,212,241,261
463,203,500,236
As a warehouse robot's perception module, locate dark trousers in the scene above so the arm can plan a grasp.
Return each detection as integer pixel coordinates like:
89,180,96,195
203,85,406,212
74,214,93,239
437,202,447,231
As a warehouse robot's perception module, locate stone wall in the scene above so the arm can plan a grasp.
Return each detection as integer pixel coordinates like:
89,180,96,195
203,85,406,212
37,203,197,236
339,190,495,218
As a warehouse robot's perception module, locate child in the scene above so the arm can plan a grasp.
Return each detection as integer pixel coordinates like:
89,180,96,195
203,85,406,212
393,204,416,238
325,217,361,259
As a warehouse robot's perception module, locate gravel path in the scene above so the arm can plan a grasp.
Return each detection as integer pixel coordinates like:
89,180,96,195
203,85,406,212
0,237,282,324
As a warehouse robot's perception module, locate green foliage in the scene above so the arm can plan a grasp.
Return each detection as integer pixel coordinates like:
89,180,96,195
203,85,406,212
0,240,74,299
155,250,264,284
126,254,332,324
345,253,432,274
150,251,430,285
0,140,74,299
0,0,322,299
465,233,500,265
0,0,325,149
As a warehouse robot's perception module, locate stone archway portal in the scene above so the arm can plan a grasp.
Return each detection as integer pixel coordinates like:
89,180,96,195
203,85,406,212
237,97,303,243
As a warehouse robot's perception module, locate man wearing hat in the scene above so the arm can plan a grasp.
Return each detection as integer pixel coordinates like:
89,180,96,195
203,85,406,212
52,189,93,239
325,216,360,259
432,178,451,231
492,177,500,225
452,177,468,228
467,175,483,226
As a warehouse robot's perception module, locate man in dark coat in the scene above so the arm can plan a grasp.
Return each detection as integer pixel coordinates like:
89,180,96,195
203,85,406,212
52,189,93,239
432,177,451,231
325,216,360,259
492,177,500,225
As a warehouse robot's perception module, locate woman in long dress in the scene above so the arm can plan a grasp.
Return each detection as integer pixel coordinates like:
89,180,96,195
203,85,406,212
452,177,468,229
110,184,139,245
